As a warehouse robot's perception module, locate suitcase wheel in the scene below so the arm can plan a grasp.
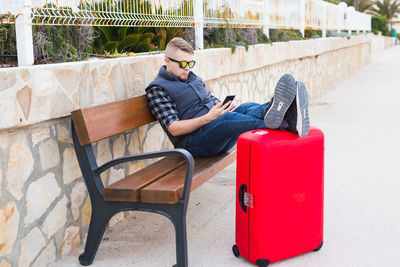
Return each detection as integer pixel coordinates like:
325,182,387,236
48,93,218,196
313,241,324,252
232,244,240,257
256,259,270,267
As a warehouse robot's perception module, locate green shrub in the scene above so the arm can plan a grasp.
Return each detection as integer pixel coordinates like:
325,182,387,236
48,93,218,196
256,29,270,44
93,27,155,54
371,15,391,36
305,29,321,39
203,28,270,53
33,26,95,64
0,25,17,65
93,27,185,54
269,29,304,42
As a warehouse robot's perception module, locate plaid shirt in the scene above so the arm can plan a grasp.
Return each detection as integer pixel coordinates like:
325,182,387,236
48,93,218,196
146,85,220,131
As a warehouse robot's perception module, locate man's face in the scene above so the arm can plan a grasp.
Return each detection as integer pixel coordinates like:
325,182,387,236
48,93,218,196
165,49,193,81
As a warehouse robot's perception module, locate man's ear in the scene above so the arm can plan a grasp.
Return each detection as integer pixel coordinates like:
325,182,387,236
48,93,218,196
164,57,170,72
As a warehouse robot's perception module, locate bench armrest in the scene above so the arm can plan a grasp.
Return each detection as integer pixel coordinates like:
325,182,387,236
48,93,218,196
95,149,195,202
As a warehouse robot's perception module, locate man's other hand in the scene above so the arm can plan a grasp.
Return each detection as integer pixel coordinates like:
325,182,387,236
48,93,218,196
167,101,235,136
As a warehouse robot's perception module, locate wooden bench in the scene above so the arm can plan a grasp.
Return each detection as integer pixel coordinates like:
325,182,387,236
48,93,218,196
71,95,236,267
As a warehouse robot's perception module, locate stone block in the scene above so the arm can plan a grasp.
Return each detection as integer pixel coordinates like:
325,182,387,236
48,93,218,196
0,69,17,92
16,85,32,120
96,139,112,166
39,139,60,171
167,139,174,150
124,60,146,98
0,157,2,197
57,124,72,144
0,202,20,256
31,125,50,146
0,132,7,151
100,172,107,186
128,130,141,155
91,64,116,105
0,260,11,267
241,82,249,103
143,124,163,153
42,196,68,238
28,69,59,124
0,99,19,134
49,89,75,119
109,167,125,185
20,68,30,82
219,85,228,102
127,145,146,170
142,55,163,85
25,172,61,225
78,64,93,108
112,135,126,159
31,240,56,267
6,133,34,200
137,124,148,144
81,197,92,227
19,227,46,267
54,67,82,95
71,181,87,220
127,162,139,175
63,147,81,185
61,225,80,257
109,64,127,101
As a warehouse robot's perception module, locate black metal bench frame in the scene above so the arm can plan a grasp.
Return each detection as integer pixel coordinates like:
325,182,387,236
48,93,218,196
72,121,194,267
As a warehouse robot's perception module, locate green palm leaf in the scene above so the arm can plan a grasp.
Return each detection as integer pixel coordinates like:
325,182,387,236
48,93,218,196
98,27,114,42
104,41,119,52
117,34,140,51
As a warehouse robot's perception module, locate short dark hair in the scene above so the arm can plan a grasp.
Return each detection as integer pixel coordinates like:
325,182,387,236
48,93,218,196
166,37,194,54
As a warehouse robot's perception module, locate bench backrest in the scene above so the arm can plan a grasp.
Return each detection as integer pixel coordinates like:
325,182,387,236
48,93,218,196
71,95,155,146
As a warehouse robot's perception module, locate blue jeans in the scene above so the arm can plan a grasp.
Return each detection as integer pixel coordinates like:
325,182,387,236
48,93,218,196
185,102,269,157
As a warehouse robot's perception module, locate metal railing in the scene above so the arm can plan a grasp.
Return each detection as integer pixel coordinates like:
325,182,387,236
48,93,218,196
0,0,371,66
0,0,21,24
202,0,264,28
29,0,195,27
0,0,372,30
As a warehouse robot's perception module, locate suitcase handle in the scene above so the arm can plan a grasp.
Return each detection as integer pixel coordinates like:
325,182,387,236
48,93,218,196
238,184,247,213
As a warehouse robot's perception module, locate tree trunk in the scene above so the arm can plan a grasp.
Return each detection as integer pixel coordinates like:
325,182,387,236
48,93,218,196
354,0,359,11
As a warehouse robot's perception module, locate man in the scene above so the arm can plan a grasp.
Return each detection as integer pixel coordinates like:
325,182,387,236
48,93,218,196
146,37,310,157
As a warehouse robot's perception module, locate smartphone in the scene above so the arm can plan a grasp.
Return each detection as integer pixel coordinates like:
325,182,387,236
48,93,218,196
222,95,235,106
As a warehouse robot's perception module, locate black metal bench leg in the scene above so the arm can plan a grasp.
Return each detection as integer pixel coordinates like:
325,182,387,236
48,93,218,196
79,210,112,266
171,207,188,267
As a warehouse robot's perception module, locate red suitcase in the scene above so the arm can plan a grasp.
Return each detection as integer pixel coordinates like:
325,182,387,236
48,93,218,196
233,127,324,266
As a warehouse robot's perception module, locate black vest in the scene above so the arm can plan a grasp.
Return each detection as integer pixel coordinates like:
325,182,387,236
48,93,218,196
146,66,216,148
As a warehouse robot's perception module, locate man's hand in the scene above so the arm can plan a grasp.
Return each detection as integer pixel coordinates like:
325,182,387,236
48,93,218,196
229,100,237,110
203,101,234,123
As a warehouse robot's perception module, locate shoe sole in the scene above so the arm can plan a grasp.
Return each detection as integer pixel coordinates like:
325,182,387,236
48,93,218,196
264,74,296,129
296,81,310,137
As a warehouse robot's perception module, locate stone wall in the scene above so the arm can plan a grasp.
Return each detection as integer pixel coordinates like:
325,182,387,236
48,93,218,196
0,34,393,266
370,35,397,53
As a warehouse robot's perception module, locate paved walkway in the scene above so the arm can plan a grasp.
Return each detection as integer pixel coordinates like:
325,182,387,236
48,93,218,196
54,45,400,267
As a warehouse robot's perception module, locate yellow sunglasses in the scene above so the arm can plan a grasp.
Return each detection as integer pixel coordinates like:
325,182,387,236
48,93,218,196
167,57,196,69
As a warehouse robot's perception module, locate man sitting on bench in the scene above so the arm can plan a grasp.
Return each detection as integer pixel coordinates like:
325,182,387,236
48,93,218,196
145,37,310,157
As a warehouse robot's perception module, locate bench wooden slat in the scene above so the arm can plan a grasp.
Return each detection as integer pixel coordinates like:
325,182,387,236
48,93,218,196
103,156,185,202
71,95,155,146
140,148,237,204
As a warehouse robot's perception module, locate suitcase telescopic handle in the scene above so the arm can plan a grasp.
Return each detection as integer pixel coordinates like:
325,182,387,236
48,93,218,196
238,184,247,213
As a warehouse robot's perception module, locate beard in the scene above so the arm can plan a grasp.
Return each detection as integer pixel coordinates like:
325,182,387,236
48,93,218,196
179,73,188,81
